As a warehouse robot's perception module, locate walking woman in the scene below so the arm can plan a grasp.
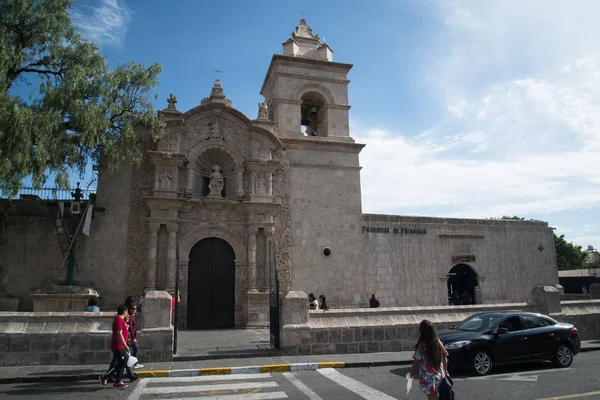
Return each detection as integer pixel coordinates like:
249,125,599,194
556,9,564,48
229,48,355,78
409,320,449,399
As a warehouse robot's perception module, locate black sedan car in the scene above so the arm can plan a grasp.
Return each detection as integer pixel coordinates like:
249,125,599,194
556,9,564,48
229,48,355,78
438,311,580,376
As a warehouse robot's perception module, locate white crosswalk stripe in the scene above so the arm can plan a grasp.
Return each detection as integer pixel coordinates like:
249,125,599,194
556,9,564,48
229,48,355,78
318,368,397,400
128,373,288,400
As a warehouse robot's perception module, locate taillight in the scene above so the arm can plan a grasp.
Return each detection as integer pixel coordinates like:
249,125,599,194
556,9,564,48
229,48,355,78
571,327,578,335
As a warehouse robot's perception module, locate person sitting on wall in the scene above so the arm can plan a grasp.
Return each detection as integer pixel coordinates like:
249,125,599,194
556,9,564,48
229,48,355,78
84,297,100,312
319,295,329,310
369,294,380,308
308,293,319,310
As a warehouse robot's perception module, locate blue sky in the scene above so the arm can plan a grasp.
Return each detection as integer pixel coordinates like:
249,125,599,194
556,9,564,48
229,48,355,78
70,0,600,251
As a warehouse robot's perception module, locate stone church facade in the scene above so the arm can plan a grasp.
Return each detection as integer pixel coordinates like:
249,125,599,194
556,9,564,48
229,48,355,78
0,20,558,327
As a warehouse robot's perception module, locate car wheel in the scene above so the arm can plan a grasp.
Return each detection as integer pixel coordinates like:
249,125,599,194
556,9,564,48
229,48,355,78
553,344,573,368
472,351,493,376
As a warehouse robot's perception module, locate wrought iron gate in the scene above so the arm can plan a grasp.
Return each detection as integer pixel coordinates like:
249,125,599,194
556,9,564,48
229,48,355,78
268,239,281,349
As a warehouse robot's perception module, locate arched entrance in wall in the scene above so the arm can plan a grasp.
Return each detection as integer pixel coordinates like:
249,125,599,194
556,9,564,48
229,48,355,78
447,264,478,305
187,238,235,329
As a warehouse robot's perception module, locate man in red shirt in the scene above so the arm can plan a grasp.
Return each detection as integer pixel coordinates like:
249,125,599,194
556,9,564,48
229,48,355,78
100,305,130,388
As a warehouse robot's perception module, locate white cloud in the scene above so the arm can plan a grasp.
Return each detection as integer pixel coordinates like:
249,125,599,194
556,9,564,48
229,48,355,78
71,0,132,48
357,1,600,249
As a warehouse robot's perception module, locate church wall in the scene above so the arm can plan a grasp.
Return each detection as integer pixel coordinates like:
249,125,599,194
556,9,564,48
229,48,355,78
0,201,65,310
285,144,365,306
361,214,558,306
79,163,136,307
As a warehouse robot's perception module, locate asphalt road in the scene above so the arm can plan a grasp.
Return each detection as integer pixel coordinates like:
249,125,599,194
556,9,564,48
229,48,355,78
1,352,598,400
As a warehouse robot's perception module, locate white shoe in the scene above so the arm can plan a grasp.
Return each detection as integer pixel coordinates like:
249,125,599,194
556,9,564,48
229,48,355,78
134,364,144,369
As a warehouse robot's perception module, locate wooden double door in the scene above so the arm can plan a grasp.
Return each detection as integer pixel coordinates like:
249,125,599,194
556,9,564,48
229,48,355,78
187,238,235,329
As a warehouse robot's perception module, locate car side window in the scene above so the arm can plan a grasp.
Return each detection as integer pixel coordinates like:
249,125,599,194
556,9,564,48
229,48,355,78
499,316,523,332
523,315,554,329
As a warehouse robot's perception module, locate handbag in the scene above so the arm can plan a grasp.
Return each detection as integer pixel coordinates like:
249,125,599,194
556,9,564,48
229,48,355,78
439,374,454,400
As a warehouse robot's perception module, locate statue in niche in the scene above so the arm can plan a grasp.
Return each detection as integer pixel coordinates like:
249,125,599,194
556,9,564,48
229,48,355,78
208,119,222,140
208,164,224,197
258,101,268,120
159,168,173,189
256,173,267,195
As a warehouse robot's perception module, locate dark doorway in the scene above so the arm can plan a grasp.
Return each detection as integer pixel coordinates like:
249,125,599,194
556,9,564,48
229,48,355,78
447,263,478,305
187,238,235,329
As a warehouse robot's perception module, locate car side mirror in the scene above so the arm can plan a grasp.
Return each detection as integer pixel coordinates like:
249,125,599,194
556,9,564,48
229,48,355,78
497,327,509,335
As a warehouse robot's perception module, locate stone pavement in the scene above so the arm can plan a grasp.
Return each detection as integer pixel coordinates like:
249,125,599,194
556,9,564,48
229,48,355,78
0,340,597,384
173,329,280,360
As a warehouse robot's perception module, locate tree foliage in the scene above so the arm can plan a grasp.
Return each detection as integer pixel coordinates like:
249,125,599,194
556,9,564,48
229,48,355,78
555,234,588,270
0,0,163,197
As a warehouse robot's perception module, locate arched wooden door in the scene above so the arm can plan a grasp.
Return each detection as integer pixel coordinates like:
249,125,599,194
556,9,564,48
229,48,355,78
187,238,235,329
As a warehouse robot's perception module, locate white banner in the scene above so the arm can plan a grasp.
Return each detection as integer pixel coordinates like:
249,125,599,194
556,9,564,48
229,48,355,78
82,204,93,236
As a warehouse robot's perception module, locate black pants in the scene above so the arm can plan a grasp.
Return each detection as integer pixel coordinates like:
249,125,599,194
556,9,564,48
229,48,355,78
102,350,131,383
104,350,135,382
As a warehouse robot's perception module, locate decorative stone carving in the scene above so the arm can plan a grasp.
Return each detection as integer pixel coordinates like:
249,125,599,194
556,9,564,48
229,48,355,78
208,164,224,197
159,167,173,190
167,94,177,110
157,132,178,152
258,101,268,120
254,172,268,195
272,155,292,291
208,119,223,140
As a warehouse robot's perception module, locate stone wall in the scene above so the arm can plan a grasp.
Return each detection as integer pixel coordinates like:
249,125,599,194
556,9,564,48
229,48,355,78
280,293,599,356
281,303,532,355
361,214,558,306
285,138,366,306
0,201,76,311
247,291,269,327
0,311,172,366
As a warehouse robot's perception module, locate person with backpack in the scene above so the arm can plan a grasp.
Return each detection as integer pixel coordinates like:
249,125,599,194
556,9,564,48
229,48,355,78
409,320,453,399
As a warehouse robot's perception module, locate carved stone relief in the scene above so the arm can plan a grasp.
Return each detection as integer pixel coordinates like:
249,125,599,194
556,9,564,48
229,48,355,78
272,154,292,291
157,131,179,153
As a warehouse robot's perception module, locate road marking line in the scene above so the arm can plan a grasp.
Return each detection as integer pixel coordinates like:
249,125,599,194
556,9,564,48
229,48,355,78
318,368,396,400
536,390,600,400
184,392,288,400
282,372,323,400
142,381,279,394
127,378,148,400
457,368,573,380
143,373,272,384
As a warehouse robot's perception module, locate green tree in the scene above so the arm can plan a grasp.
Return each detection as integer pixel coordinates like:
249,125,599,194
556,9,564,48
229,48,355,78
0,0,163,197
554,234,587,270
501,216,525,220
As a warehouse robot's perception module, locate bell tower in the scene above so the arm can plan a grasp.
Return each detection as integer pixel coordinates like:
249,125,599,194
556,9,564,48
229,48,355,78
260,19,352,138
259,20,366,305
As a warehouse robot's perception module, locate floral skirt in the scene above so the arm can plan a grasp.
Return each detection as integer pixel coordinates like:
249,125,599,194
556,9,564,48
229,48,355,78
419,371,443,395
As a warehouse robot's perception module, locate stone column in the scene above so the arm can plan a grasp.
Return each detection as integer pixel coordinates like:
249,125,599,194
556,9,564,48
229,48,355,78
265,227,275,286
247,225,258,292
166,223,178,292
236,169,244,198
146,222,160,291
186,166,195,197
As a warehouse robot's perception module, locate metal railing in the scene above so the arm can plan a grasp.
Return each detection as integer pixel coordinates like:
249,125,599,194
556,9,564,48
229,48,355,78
0,187,96,200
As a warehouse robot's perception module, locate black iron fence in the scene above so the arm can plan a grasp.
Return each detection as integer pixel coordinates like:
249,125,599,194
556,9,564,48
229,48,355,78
0,187,96,200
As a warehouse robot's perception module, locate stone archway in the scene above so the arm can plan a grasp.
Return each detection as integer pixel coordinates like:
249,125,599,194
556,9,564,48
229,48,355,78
179,225,248,327
448,263,479,305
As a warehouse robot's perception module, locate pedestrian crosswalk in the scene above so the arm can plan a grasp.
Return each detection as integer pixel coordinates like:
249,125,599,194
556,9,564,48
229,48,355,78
127,370,400,400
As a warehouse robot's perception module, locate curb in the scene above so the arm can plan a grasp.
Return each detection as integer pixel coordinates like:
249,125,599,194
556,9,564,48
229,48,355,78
135,360,413,379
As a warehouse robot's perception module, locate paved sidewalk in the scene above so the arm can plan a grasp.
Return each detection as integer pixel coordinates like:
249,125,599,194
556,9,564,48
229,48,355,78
0,340,598,384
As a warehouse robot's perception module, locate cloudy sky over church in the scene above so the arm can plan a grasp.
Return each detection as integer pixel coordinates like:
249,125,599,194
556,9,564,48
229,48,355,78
71,0,600,250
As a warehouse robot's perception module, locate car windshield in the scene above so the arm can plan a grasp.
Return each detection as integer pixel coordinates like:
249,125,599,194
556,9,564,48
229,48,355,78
453,313,507,332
